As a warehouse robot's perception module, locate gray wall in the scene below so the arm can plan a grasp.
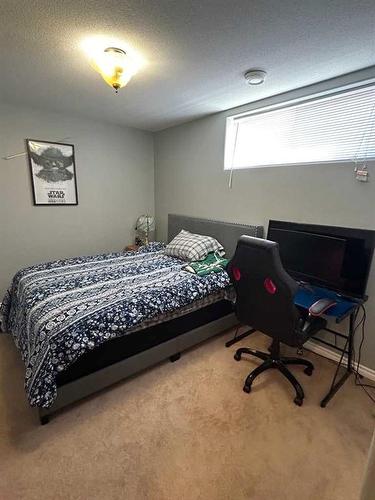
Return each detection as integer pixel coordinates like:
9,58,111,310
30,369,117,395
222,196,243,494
0,102,154,298
154,70,375,370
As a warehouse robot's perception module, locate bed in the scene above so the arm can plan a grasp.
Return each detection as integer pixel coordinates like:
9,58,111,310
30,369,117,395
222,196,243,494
1,214,263,423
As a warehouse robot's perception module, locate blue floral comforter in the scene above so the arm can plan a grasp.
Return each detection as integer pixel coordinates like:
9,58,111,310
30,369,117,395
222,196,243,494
0,243,230,408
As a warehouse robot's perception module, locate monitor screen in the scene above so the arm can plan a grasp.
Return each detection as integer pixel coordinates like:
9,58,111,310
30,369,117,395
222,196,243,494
267,221,375,298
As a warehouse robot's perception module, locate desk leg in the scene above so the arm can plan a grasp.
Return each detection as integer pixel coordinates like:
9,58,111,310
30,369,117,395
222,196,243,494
320,312,355,408
347,312,355,371
320,371,352,408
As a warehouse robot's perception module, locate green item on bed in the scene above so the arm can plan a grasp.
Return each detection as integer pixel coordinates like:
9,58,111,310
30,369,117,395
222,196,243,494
184,252,229,276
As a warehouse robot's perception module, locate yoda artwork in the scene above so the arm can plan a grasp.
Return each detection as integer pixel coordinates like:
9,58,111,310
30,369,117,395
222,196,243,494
29,146,74,183
27,140,78,205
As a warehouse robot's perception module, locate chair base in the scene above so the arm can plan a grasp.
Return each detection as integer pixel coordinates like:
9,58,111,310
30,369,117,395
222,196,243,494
234,341,314,406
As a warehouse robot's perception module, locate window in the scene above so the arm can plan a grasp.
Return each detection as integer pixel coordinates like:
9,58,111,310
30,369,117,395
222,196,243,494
224,83,375,170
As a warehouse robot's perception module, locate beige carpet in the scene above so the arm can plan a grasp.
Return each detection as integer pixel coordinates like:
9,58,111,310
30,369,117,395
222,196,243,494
0,328,374,500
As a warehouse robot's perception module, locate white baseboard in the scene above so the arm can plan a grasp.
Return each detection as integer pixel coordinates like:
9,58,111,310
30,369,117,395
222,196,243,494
304,340,375,382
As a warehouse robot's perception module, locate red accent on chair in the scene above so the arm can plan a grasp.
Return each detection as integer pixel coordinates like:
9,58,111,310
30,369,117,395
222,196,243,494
264,277,277,294
233,267,241,281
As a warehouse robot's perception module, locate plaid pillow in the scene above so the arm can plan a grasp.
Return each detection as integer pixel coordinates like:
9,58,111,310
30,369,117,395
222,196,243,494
165,230,225,261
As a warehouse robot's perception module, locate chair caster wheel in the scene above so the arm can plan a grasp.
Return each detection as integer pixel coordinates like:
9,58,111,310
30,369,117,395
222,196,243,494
294,397,303,407
234,353,241,361
304,366,313,376
243,385,251,393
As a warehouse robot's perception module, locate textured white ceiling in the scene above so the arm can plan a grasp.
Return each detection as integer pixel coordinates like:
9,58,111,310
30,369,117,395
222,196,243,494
1,0,375,131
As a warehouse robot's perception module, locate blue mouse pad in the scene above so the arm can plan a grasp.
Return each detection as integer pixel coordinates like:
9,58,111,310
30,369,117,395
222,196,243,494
294,285,357,319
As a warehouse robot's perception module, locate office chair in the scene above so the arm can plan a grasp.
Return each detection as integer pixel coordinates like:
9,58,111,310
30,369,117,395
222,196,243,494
227,235,326,406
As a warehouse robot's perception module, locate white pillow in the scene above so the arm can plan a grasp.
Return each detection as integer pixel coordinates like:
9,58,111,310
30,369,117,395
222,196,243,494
165,230,224,261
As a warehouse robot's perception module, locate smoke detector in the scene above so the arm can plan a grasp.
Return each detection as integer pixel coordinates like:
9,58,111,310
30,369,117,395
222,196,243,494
244,70,267,85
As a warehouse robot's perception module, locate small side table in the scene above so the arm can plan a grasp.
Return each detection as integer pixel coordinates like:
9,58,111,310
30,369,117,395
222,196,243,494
124,244,140,252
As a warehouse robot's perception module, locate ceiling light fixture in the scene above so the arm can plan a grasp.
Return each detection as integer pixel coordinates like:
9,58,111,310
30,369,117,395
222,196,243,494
244,69,267,85
90,46,139,93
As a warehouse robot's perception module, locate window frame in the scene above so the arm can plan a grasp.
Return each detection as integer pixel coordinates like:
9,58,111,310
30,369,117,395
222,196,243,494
224,79,375,171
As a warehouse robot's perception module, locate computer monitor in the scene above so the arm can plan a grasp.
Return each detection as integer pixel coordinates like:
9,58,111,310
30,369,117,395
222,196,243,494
267,220,375,299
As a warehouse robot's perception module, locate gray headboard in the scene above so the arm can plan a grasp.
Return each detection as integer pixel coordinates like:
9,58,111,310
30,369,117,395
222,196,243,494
167,214,263,257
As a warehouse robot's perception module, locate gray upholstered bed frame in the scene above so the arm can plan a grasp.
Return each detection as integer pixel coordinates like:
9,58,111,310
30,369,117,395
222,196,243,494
38,215,263,423
168,214,263,257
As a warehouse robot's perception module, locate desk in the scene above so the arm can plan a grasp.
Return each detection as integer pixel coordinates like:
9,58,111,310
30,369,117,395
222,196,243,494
295,285,365,407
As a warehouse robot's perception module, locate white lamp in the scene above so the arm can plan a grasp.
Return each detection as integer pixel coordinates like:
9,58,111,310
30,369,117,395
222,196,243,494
135,215,155,245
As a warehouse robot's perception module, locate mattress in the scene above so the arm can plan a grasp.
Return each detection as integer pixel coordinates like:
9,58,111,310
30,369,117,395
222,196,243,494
1,242,230,408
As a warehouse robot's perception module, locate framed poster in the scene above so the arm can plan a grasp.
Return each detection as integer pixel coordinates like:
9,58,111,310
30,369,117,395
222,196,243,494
26,139,78,205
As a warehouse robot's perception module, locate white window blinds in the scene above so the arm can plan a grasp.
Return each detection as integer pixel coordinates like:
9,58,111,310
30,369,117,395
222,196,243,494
224,84,375,170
